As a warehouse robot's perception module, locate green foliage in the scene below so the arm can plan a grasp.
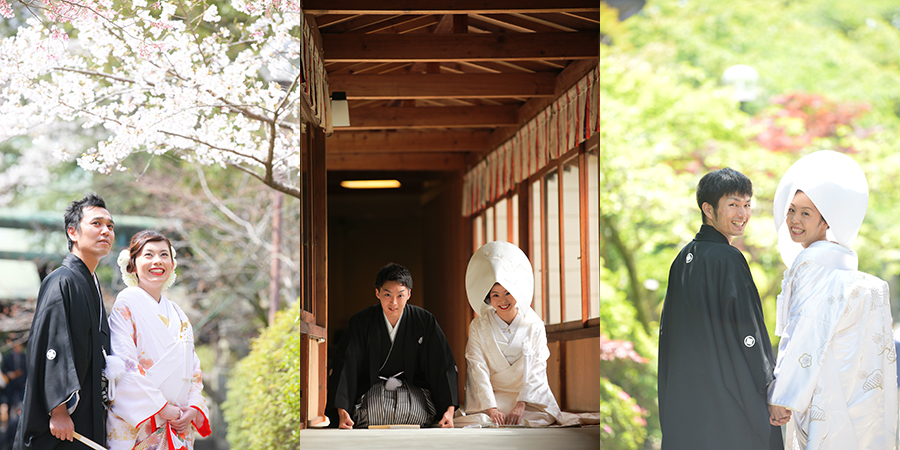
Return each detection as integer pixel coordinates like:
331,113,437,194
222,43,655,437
223,302,307,449
596,377,648,450
597,261,660,440
600,0,900,446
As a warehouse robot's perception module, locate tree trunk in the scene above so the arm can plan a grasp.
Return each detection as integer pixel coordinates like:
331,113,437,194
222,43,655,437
599,214,652,334
268,190,284,325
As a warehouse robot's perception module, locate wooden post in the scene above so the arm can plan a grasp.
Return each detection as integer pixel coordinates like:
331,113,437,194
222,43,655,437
578,145,591,326
310,122,329,426
557,165,566,324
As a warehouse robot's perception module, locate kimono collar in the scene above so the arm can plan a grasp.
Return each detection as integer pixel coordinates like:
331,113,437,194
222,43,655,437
383,309,404,343
793,240,858,272
465,241,535,316
695,224,730,245
61,252,95,281
773,150,868,268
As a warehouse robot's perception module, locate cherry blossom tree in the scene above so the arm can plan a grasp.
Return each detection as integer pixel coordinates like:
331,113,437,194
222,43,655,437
0,0,325,199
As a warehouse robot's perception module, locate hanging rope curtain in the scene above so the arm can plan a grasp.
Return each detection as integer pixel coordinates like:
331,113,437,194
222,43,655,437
300,16,330,130
462,64,599,217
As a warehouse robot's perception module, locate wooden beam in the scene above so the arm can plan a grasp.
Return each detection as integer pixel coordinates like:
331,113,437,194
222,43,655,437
341,105,518,130
304,0,600,14
485,58,598,151
546,324,601,343
327,152,466,171
329,73,556,99
327,129,491,152
323,32,598,62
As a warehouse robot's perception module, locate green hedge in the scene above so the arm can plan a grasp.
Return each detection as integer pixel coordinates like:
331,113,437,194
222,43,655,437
223,302,307,449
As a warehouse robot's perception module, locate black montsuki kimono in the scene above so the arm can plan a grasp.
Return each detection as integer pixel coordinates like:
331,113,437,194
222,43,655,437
14,253,111,450
326,304,459,427
658,225,782,450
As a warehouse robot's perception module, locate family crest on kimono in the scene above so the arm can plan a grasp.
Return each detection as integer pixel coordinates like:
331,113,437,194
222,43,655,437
658,169,786,450
105,230,211,450
326,263,459,428
15,194,114,450
767,150,898,450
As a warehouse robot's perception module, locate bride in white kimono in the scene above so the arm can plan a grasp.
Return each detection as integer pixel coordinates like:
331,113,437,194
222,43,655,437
105,230,210,450
768,151,897,450
457,241,562,427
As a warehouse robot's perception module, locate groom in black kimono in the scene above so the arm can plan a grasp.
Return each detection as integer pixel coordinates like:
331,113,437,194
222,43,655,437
658,168,789,450
326,263,459,428
14,193,114,450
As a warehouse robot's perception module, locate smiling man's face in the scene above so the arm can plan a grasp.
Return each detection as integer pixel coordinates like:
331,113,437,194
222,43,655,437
377,280,410,326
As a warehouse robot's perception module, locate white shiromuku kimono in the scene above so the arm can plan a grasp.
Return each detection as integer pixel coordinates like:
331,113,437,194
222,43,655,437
768,242,898,450
107,286,211,450
463,306,560,426
460,241,607,428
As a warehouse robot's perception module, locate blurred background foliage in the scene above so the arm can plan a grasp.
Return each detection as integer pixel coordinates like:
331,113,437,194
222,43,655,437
598,0,900,446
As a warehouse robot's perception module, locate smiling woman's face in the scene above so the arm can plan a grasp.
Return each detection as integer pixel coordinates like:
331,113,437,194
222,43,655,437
489,283,518,323
134,240,174,294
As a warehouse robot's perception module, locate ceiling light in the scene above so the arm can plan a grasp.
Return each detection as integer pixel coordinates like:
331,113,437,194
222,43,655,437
340,180,402,189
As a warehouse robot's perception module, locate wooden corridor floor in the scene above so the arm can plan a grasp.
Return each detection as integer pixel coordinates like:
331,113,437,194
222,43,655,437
297,427,602,450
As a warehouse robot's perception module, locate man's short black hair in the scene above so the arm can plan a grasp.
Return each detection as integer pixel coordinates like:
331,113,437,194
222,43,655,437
64,193,107,251
696,168,752,225
375,262,413,291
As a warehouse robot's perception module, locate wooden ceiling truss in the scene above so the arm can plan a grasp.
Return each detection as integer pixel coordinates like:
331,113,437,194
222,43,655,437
307,2,600,172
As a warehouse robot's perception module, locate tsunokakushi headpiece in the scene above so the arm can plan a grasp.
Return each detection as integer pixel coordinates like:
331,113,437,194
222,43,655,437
465,241,534,316
773,150,868,267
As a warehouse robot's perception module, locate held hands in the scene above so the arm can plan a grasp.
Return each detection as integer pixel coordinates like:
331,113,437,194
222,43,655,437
159,404,182,422
337,408,355,429
49,404,74,442
171,406,199,434
768,404,792,427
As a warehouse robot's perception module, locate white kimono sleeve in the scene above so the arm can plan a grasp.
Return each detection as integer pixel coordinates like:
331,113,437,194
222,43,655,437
464,320,498,412
179,311,211,437
108,303,169,427
517,323,551,408
186,344,211,435
768,263,846,411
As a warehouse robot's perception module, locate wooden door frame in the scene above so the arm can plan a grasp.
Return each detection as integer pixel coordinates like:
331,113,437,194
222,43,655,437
298,123,329,428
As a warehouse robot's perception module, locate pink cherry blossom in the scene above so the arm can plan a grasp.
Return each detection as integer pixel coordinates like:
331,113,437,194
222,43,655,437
0,0,14,19
0,0,330,200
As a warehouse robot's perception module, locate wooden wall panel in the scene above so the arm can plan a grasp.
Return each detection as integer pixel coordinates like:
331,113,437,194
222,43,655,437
422,176,472,402
546,340,562,407
306,337,328,427
546,336,600,413
327,194,426,345
563,337,601,412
